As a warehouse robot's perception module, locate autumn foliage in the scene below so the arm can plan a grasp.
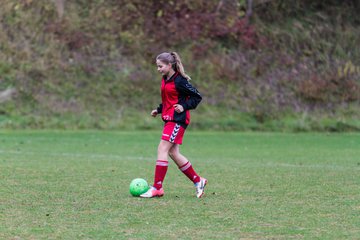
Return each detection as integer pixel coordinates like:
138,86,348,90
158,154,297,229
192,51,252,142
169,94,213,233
0,0,359,130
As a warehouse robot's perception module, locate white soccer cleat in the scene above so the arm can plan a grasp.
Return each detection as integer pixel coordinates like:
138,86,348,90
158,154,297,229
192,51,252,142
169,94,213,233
140,186,164,198
195,178,207,198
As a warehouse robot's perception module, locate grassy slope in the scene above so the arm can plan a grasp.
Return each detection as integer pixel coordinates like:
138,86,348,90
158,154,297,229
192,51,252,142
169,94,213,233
0,1,359,131
1,131,359,239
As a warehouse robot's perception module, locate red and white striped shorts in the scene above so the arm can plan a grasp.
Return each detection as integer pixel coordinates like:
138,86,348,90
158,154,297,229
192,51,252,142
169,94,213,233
161,122,186,145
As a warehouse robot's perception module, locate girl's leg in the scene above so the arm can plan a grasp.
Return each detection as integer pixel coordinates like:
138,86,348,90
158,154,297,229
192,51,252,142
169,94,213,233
169,144,200,184
168,144,187,167
153,140,173,190
140,140,173,198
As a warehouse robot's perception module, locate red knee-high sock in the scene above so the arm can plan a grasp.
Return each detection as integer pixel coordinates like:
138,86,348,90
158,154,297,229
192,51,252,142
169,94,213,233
179,161,200,184
153,160,168,190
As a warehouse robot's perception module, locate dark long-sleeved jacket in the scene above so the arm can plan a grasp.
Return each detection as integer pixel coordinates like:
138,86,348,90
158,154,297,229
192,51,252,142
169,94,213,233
156,72,202,127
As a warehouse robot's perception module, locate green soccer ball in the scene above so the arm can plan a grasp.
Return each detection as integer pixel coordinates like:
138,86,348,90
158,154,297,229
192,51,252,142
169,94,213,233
129,178,149,197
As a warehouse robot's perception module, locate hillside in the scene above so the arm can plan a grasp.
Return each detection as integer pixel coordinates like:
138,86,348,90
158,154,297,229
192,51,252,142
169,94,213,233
0,0,359,131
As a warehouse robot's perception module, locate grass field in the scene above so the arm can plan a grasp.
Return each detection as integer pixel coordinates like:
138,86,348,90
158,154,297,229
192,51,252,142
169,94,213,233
1,130,359,239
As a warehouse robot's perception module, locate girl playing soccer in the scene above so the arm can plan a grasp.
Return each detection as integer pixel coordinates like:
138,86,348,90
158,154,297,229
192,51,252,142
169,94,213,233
140,52,207,198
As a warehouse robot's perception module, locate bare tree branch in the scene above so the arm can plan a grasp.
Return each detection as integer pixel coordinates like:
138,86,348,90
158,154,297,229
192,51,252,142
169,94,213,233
52,0,66,20
215,0,224,14
246,0,253,18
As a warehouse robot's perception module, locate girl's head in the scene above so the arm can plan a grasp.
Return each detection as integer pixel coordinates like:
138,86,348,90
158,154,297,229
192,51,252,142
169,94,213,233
156,52,191,80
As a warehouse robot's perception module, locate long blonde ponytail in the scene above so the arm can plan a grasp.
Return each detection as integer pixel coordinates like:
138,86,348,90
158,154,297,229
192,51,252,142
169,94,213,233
170,52,191,81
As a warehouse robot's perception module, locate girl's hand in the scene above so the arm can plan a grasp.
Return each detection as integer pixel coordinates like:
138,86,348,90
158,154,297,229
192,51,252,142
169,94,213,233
173,104,184,113
151,109,158,117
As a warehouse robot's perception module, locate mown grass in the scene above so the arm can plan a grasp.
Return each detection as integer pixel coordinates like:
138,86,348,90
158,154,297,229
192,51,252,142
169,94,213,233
1,130,359,239
1,1,360,133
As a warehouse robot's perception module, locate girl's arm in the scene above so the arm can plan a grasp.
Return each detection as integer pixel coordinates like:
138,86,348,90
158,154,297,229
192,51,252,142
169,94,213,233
175,78,202,110
156,103,163,113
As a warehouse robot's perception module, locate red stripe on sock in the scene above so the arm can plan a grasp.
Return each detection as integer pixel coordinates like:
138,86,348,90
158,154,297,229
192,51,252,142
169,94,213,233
179,161,190,171
179,161,200,184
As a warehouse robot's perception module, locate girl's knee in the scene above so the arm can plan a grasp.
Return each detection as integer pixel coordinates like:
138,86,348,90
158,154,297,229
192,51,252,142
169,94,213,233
168,150,177,159
168,147,180,159
157,140,173,159
158,141,169,150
